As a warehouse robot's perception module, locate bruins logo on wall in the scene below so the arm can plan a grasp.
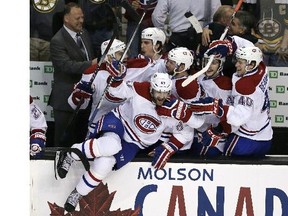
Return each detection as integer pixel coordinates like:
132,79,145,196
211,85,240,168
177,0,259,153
32,0,57,13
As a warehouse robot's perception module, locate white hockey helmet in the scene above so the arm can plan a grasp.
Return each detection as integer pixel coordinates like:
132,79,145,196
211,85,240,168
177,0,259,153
235,46,263,70
141,27,166,47
150,72,172,93
101,39,126,60
168,47,194,72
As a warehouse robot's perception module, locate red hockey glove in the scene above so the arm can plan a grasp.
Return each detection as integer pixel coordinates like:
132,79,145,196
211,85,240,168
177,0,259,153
205,37,236,58
30,130,46,158
106,59,127,81
200,125,227,147
150,142,179,169
156,98,192,122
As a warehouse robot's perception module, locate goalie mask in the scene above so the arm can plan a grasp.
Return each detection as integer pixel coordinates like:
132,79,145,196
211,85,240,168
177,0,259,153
101,39,126,61
141,27,166,53
168,47,194,75
150,72,172,93
235,46,263,71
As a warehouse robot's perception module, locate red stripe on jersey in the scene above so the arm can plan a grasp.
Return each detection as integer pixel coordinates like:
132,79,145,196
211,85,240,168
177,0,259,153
89,139,96,158
235,62,266,95
88,170,102,182
169,135,184,149
30,95,33,104
127,58,149,68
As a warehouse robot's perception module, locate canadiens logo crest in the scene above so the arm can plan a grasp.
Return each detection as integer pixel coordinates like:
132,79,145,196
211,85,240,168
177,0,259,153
32,0,57,13
134,114,161,134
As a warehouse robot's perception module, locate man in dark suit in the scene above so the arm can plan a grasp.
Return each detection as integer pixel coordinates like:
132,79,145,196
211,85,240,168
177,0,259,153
49,2,98,147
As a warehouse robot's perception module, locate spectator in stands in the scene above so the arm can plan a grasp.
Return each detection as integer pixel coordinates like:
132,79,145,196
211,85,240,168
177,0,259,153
80,0,121,60
52,0,79,36
202,9,260,77
48,2,97,147
152,0,221,53
201,5,234,48
254,0,288,66
124,0,157,58
30,0,65,61
30,96,47,159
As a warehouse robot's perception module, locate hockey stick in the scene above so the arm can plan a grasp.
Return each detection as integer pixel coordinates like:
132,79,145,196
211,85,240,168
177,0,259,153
87,11,146,127
185,11,203,34
182,0,244,87
58,31,118,147
54,148,90,180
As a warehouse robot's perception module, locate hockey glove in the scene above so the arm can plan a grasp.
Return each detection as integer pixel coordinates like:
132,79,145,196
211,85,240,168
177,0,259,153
71,80,94,105
205,37,236,58
30,130,46,158
106,59,127,81
189,97,224,117
156,98,192,122
151,142,178,169
200,125,227,147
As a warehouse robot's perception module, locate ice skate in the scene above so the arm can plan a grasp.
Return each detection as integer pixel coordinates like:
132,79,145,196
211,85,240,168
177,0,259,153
64,188,82,212
55,151,74,179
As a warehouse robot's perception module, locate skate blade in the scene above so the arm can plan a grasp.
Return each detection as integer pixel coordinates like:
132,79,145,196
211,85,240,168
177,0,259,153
54,151,60,180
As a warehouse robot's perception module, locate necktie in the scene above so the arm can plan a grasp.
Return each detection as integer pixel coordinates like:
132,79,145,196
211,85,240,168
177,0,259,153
76,33,87,59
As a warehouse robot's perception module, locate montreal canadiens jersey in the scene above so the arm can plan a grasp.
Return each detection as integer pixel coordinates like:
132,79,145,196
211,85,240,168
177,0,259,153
197,73,233,129
226,62,273,140
109,81,199,149
30,96,47,132
68,58,156,128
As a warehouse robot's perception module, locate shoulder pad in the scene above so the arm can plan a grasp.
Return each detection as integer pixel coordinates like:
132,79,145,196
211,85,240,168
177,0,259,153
175,78,200,100
134,82,152,101
235,62,266,95
127,58,149,68
213,76,232,90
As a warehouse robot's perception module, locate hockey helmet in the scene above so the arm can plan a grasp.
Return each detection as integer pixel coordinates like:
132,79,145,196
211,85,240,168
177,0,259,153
168,47,194,72
235,46,263,70
101,39,126,60
141,27,166,47
150,72,172,93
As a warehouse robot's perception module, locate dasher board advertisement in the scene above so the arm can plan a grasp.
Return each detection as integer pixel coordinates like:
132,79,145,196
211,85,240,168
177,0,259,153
30,160,288,216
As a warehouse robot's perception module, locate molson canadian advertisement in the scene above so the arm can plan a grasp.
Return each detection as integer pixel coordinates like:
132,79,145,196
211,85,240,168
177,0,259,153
30,160,288,215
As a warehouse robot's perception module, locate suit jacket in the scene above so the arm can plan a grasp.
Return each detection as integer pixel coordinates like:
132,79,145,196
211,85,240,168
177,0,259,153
49,27,94,111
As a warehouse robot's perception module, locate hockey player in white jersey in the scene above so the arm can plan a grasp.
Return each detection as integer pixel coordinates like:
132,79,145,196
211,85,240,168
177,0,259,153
193,54,232,156
30,96,47,158
139,27,168,73
56,72,204,212
68,38,156,138
201,46,273,157
159,47,204,150
140,27,167,62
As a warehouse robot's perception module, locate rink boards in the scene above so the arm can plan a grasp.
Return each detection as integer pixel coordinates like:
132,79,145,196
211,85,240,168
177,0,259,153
30,157,288,216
